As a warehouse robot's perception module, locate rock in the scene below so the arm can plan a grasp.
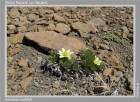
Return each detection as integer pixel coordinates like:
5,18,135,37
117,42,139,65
45,9,54,14
8,8,20,18
53,14,65,22
36,57,42,67
53,7,63,12
127,21,133,28
90,26,98,33
20,76,33,91
28,14,37,21
114,71,122,77
103,68,112,76
37,25,46,31
94,87,105,94
52,81,60,88
102,26,108,32
93,42,100,49
72,22,92,33
22,69,30,79
11,33,24,45
87,88,94,95
68,32,77,37
100,44,109,50
7,68,16,75
107,53,124,70
18,59,29,67
29,67,35,74
16,71,22,77
9,47,20,56
47,23,55,31
128,77,133,90
8,57,14,63
88,17,106,27
36,20,46,25
78,31,90,38
25,31,86,54
7,25,16,30
110,75,120,82
55,23,71,34
17,26,27,33
11,84,17,91
99,50,110,58
121,26,129,38
72,22,96,37
19,8,30,14
114,31,122,36
7,25,17,34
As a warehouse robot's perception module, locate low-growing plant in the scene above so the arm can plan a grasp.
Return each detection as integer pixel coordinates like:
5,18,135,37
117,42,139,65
47,48,104,74
48,50,59,63
104,33,123,44
80,49,104,73
59,58,72,71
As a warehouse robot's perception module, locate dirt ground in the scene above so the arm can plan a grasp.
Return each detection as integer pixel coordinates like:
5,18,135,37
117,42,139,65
7,7,133,96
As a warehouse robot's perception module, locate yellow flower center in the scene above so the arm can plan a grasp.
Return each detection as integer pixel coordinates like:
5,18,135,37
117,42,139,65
62,51,69,57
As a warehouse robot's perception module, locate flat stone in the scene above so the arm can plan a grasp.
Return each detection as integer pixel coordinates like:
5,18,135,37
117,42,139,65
47,23,55,31
25,31,86,54
88,17,106,27
18,59,29,67
53,14,65,22
20,76,33,91
11,33,24,45
103,68,112,76
7,25,16,30
28,14,37,21
107,53,124,70
99,50,110,58
17,26,27,33
72,22,92,33
72,22,96,37
78,31,90,38
9,47,20,56
55,23,71,34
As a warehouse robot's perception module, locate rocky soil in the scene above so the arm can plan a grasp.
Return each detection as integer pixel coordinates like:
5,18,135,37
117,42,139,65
7,7,133,96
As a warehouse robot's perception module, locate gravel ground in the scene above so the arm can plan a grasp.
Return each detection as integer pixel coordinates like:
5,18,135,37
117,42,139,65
7,7,133,96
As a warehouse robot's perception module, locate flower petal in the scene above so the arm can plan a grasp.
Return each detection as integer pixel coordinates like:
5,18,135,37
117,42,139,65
62,48,65,52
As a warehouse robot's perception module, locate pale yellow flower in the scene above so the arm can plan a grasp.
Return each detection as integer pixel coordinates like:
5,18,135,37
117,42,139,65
58,48,73,60
94,56,102,65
